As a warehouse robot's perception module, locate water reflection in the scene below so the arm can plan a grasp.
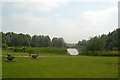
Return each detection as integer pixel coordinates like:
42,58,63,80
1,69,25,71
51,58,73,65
67,48,79,55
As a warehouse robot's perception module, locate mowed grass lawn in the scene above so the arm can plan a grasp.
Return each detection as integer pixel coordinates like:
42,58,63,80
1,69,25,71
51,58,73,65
2,55,118,78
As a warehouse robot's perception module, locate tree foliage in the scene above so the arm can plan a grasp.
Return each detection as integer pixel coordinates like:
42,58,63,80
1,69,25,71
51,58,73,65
1,32,65,48
77,28,119,51
52,37,65,47
30,35,51,47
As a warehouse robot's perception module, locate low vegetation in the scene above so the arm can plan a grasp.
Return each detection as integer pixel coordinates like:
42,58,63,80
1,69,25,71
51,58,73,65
80,51,119,56
2,55,118,78
4,47,67,54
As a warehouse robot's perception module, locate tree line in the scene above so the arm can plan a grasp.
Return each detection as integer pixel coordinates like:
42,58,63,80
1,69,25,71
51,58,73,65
1,32,65,48
77,28,120,51
1,28,119,51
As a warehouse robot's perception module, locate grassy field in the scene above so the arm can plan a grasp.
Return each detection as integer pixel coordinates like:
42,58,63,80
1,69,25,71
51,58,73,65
2,50,118,78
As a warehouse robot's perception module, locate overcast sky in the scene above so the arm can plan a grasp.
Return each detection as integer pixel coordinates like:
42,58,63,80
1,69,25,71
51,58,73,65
1,0,119,43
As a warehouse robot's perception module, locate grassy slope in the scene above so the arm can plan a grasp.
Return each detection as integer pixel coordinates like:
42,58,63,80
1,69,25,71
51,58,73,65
2,50,69,57
2,47,68,57
2,56,118,78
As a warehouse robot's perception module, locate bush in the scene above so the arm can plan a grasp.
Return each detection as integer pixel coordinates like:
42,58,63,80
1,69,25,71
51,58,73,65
2,43,8,49
14,48,23,52
80,51,119,56
7,47,67,55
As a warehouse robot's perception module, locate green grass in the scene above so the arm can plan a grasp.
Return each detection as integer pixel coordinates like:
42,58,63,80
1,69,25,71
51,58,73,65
2,55,118,78
2,50,28,57
2,47,119,78
2,50,69,57
27,47,67,53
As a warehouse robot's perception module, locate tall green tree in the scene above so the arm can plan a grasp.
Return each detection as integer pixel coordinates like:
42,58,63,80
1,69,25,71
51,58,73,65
52,37,58,47
30,35,51,47
57,38,65,47
52,37,65,47
30,35,38,47
105,29,119,50
44,36,51,47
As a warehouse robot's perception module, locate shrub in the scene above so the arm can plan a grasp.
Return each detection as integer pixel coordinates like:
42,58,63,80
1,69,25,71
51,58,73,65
6,47,67,55
14,48,23,52
2,43,8,49
81,51,119,56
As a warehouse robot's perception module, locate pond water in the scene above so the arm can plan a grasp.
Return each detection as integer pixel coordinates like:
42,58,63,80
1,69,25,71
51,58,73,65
67,48,79,55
